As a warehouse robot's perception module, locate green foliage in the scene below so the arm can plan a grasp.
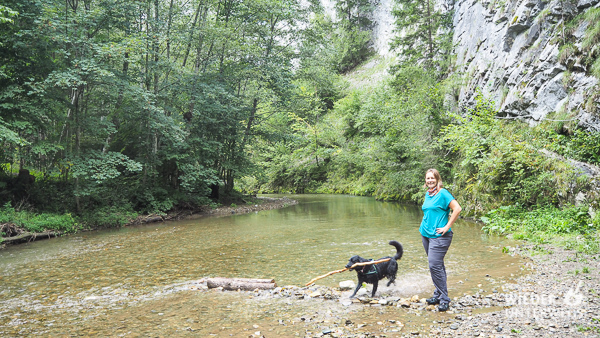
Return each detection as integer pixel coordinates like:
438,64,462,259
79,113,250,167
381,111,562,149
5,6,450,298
0,203,77,233
391,0,454,76
481,205,593,235
248,65,449,200
0,0,305,221
0,5,17,21
582,8,600,78
544,129,600,165
481,205,600,253
442,93,580,214
332,27,373,73
79,206,137,228
332,0,375,73
555,8,600,79
71,151,142,184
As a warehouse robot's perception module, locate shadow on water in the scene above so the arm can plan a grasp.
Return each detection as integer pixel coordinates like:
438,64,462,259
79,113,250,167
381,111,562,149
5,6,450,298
0,194,524,336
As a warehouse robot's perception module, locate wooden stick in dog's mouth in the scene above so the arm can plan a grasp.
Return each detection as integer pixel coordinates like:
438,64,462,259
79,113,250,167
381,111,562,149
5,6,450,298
305,258,391,286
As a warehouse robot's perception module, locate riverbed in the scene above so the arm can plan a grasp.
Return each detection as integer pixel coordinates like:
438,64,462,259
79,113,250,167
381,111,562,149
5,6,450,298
0,194,525,336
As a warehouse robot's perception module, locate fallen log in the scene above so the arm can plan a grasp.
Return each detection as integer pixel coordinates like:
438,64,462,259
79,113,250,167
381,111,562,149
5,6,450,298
207,277,275,284
2,231,60,245
305,258,391,286
206,277,277,291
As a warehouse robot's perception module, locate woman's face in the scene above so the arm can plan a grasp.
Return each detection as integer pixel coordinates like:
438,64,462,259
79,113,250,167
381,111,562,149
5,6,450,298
425,172,437,189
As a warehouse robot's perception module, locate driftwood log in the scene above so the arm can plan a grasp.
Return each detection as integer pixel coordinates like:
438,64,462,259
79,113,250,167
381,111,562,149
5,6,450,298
206,277,277,291
305,258,391,286
2,231,60,245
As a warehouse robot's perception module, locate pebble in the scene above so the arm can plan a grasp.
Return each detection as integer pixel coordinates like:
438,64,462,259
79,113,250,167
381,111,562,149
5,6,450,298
450,323,459,330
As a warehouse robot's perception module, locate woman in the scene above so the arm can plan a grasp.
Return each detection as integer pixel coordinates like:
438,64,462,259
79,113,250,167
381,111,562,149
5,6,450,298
420,168,462,312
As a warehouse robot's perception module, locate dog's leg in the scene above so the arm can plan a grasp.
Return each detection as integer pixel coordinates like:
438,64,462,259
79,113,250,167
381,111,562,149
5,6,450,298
349,282,362,298
386,262,398,286
386,275,396,287
371,280,379,297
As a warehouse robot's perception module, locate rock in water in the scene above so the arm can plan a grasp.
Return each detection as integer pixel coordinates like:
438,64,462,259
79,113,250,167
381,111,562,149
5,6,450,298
339,280,356,290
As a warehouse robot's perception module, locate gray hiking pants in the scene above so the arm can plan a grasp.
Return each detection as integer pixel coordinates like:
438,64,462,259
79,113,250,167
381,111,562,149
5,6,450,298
422,231,453,303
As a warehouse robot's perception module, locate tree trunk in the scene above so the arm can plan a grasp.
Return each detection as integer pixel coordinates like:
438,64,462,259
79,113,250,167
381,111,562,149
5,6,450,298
426,0,433,65
206,277,277,290
182,2,204,68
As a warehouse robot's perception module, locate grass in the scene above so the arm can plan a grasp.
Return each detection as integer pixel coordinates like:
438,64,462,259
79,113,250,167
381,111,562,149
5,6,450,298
481,205,600,254
0,203,78,233
344,54,397,92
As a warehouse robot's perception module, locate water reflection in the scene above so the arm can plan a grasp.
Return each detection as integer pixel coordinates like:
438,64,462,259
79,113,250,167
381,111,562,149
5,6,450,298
0,194,522,336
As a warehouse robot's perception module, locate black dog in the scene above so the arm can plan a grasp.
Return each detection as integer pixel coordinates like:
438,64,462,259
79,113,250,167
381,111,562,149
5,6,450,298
345,240,403,298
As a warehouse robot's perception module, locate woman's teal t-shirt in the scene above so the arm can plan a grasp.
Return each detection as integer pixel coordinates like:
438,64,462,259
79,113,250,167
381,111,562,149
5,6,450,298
420,188,455,238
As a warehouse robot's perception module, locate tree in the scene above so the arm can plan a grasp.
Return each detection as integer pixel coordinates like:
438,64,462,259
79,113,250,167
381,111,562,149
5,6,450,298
391,0,453,76
333,0,376,73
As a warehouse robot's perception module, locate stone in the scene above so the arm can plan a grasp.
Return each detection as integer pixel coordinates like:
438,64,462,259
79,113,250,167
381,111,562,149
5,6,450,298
339,280,355,291
578,0,600,10
309,291,322,298
450,323,459,330
355,288,368,297
524,21,541,47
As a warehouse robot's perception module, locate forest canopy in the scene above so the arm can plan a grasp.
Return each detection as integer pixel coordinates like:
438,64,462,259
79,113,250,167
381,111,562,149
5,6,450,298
1,0,599,244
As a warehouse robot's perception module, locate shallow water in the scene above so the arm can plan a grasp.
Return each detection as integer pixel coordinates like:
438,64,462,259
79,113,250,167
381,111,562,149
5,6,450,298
0,194,523,336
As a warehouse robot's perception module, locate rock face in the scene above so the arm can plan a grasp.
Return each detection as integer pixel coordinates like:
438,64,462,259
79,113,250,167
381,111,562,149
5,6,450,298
320,0,600,129
449,0,600,129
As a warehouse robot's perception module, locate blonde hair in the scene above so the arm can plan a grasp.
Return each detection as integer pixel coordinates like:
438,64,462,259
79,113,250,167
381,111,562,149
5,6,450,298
424,168,443,190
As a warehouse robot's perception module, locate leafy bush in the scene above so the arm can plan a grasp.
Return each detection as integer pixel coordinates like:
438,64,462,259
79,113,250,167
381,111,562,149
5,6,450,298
0,203,78,233
481,204,599,253
545,129,600,165
78,205,138,228
481,205,594,236
442,93,580,215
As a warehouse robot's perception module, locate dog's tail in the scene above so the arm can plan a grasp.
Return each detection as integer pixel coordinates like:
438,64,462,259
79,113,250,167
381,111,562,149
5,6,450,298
389,240,403,260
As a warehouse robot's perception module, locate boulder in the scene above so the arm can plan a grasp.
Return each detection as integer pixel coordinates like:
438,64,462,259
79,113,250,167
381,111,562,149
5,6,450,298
339,280,356,291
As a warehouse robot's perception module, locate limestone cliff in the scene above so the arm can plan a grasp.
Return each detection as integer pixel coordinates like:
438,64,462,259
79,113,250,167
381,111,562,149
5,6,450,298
323,0,599,129
451,0,600,129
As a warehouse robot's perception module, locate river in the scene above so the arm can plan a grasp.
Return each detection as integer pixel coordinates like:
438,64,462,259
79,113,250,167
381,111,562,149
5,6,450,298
0,194,523,336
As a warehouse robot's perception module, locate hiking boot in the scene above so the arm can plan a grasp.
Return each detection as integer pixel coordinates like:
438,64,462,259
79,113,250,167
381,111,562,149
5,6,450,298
426,297,440,305
438,302,450,312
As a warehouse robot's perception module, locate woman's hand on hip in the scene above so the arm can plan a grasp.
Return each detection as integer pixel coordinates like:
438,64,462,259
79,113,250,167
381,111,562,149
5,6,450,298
436,225,450,235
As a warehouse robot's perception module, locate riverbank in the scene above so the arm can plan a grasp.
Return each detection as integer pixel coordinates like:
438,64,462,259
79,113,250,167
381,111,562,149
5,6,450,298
127,196,298,224
178,242,598,337
1,194,597,337
0,196,298,248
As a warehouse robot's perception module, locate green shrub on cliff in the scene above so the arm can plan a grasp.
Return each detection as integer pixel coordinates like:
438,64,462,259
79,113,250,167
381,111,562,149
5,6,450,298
442,94,581,215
